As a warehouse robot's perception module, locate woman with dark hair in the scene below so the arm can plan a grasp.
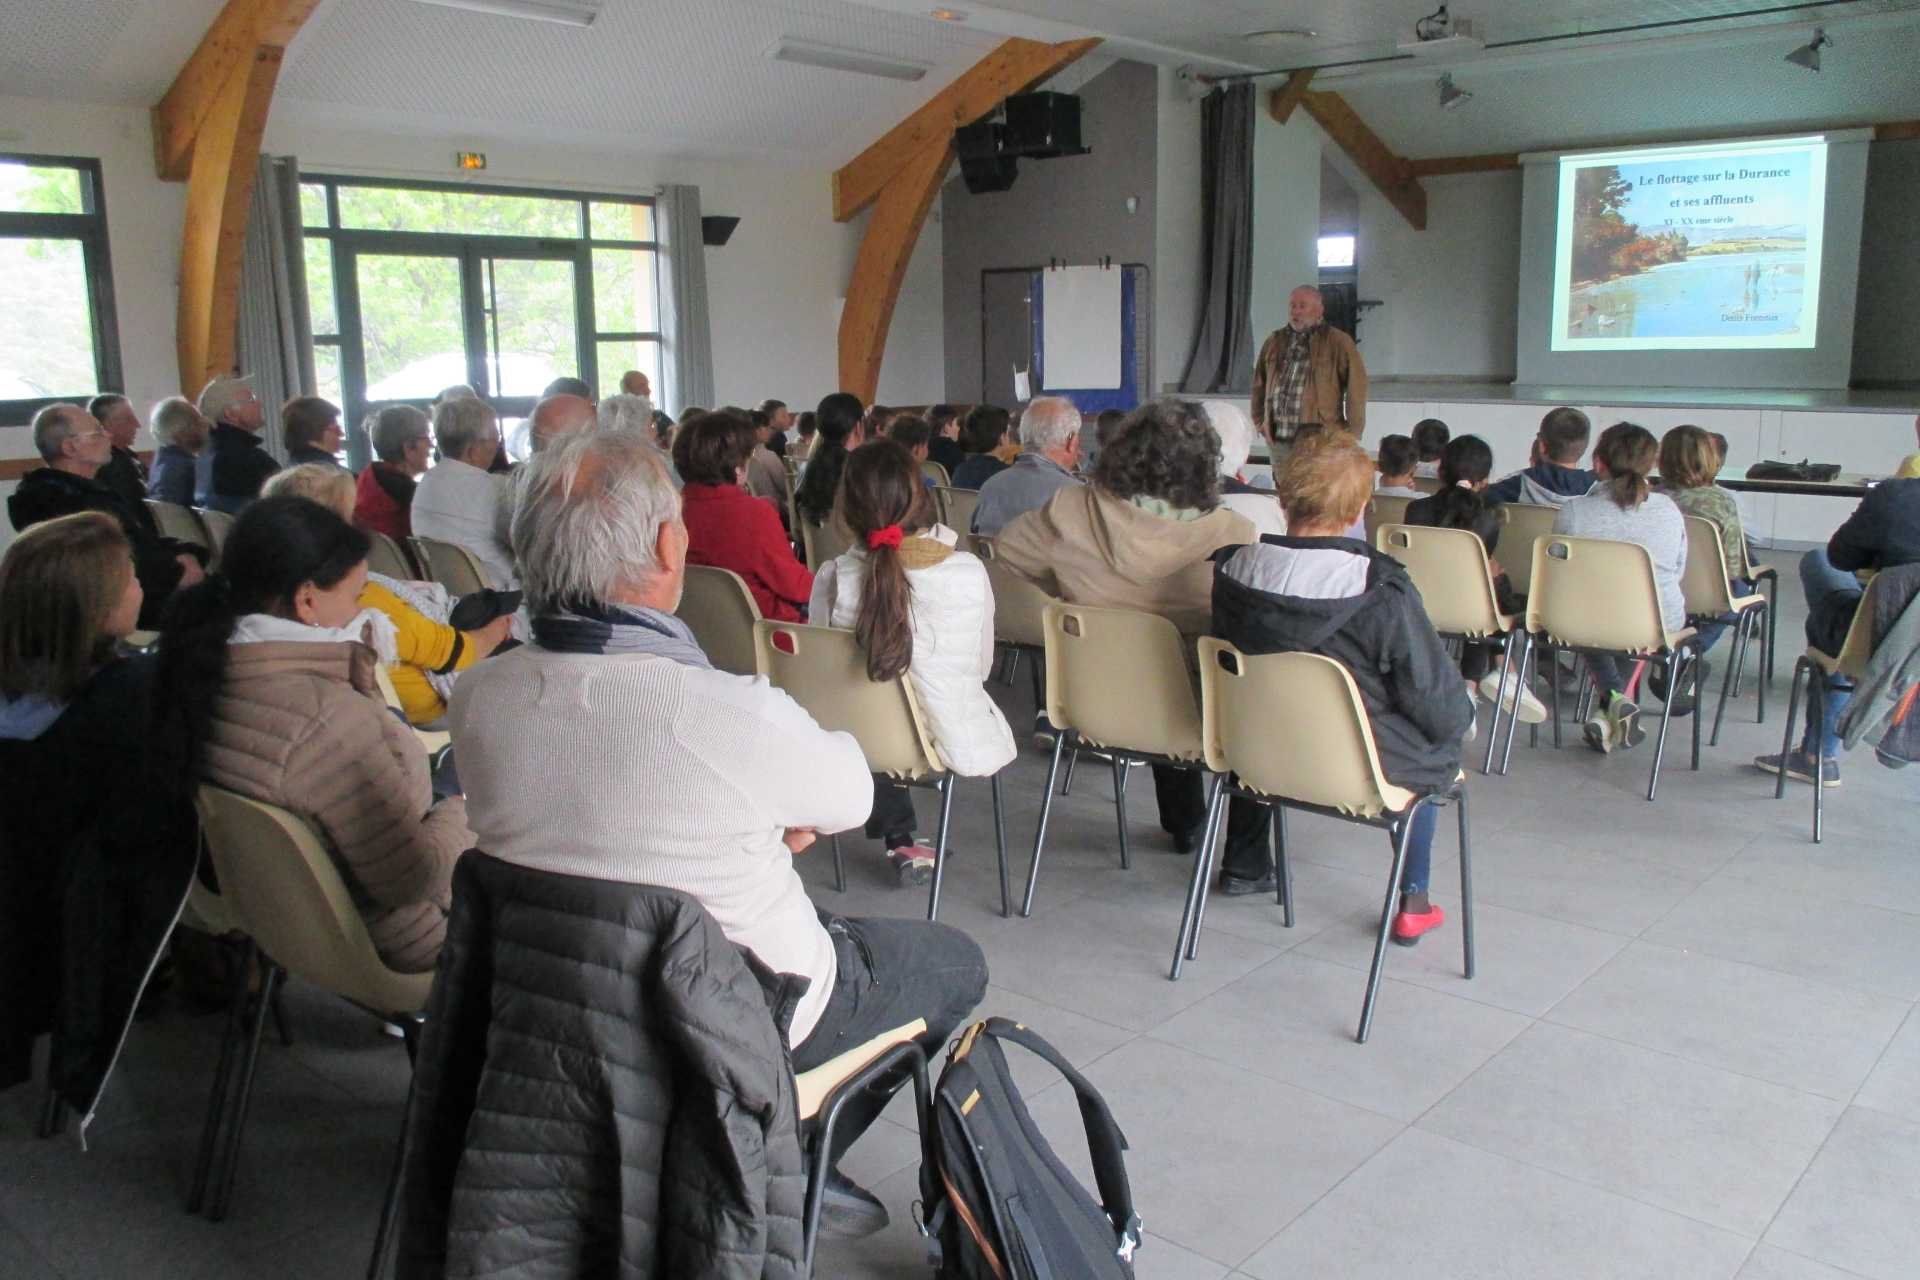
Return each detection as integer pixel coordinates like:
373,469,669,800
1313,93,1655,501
153,496,473,971
995,399,1255,856
793,392,865,531
949,405,1012,490
809,441,1015,884
1554,422,1689,754
677,410,814,622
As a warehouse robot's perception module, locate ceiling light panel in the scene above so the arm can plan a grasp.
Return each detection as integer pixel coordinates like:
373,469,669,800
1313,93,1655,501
769,37,931,80
405,0,603,26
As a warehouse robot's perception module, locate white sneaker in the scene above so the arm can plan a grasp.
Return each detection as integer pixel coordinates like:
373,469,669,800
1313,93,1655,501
1479,671,1549,725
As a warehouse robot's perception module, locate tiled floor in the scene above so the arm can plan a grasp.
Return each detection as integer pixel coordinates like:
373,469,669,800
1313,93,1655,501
5,573,1917,1279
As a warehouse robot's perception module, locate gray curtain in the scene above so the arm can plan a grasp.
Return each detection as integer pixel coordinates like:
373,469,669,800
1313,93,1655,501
235,155,314,461
657,184,715,413
1180,84,1256,394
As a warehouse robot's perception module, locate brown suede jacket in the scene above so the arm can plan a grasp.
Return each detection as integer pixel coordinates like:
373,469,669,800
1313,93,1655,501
1250,323,1368,439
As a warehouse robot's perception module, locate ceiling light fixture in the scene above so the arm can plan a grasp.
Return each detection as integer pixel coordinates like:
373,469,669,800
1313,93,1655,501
770,38,930,82
406,0,600,27
929,7,969,20
1784,27,1830,71
1437,72,1473,109
1243,28,1317,45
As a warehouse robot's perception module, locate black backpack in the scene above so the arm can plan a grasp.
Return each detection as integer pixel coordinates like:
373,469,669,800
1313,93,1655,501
921,1017,1142,1279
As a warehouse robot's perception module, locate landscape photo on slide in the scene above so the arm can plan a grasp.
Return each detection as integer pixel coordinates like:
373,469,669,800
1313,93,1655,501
1555,142,1825,350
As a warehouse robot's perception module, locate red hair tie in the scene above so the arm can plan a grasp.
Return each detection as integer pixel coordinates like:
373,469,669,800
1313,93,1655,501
867,524,904,551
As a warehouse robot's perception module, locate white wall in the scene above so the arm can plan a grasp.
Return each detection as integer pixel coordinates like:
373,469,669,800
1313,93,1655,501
1356,171,1523,381
1249,112,1321,349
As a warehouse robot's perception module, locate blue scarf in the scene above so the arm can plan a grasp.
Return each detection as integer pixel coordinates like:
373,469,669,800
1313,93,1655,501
530,600,712,670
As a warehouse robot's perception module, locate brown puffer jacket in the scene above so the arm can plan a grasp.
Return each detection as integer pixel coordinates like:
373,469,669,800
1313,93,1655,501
200,639,472,972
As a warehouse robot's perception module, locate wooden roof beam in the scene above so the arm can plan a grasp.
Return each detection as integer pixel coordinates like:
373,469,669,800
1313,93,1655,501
1296,89,1427,231
838,141,952,403
153,0,321,181
1268,69,1315,125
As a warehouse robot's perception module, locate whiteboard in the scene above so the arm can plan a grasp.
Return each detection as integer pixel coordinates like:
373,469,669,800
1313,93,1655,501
1040,266,1121,390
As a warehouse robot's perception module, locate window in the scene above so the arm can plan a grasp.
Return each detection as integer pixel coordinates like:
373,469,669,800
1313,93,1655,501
1317,234,1357,271
0,156,122,425
300,175,660,466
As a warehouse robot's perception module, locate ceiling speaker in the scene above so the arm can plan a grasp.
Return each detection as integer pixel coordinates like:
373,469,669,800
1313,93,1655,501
956,120,1017,194
1003,92,1089,159
701,215,740,246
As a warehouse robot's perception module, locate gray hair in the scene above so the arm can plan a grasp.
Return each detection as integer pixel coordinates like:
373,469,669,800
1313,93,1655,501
434,384,478,405
1200,399,1256,478
511,427,681,615
31,403,85,461
597,393,654,434
196,375,253,425
149,396,204,448
1019,396,1080,453
369,404,431,463
432,396,497,461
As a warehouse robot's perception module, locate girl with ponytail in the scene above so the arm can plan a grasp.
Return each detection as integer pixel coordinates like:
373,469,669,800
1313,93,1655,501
1553,422,1690,755
792,392,865,532
808,440,1015,886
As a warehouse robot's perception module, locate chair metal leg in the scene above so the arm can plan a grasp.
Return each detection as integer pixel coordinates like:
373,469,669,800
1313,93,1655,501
1711,613,1748,746
1810,677,1827,845
1690,649,1704,772
1021,731,1069,917
1482,631,1518,775
1000,646,1020,688
1170,775,1225,981
270,983,293,1048
1061,744,1079,796
1756,604,1769,726
188,941,253,1214
366,1051,415,1280
1548,643,1565,750
35,1076,65,1140
1358,808,1418,1045
1647,650,1687,802
208,962,282,1221
801,1042,930,1273
991,772,1011,918
1500,636,1534,776
1185,774,1230,964
1027,646,1044,719
1761,570,1778,688
1774,659,1808,801
1456,790,1475,981
830,833,845,893
924,776,959,923
1272,807,1293,927
1111,756,1132,871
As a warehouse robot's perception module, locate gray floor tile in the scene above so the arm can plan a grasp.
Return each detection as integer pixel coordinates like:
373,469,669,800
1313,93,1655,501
1644,874,1920,1001
1465,827,1704,935
1736,1246,1875,1280
1149,952,1528,1122
1547,941,1910,1100
1715,828,1920,918
1852,1006,1920,1126
1765,1107,1920,1280
1419,1022,1843,1237
0,1220,60,1280
1240,1128,1753,1280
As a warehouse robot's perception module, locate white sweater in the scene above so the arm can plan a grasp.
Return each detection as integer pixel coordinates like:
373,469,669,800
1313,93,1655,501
412,458,516,588
448,645,873,1043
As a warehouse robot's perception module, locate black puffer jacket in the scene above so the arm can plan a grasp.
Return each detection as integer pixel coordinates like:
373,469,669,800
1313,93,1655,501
396,852,807,1280
1212,535,1472,791
6,467,206,629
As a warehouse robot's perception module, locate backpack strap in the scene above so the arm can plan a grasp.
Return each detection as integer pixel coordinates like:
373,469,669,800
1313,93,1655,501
978,1017,1142,1261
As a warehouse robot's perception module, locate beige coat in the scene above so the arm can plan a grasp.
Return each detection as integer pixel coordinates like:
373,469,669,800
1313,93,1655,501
201,639,472,972
993,484,1256,638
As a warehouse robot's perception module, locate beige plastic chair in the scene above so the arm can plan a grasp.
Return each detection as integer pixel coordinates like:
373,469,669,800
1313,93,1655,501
1775,572,1886,844
1411,475,1443,495
1375,522,1524,776
1021,602,1208,917
364,530,417,582
189,787,434,1222
1678,515,1771,745
195,507,235,568
1186,641,1473,1041
935,485,980,536
373,664,452,758
1364,493,1415,541
753,620,1009,920
147,498,209,546
800,510,854,572
920,459,951,490
1498,503,1560,595
974,536,1057,713
409,535,492,595
677,565,764,677
1524,533,1703,801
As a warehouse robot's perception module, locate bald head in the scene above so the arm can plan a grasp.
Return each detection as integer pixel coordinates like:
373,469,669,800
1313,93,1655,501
528,393,597,454
1288,286,1324,331
620,370,651,399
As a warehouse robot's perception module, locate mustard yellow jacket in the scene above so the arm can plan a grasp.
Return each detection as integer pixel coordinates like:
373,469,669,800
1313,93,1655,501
358,580,481,725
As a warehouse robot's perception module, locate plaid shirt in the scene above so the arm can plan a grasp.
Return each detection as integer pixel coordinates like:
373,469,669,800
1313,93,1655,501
1266,326,1315,440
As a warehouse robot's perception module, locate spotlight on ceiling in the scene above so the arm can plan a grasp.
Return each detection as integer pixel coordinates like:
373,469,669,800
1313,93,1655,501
1437,72,1473,110
1784,27,1830,72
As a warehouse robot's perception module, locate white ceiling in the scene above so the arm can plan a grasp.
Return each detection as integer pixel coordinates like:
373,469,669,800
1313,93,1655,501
2,0,1916,166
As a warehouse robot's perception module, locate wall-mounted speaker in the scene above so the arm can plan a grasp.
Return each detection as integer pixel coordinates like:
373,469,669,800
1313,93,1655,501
956,120,1017,194
701,215,740,246
1004,92,1089,159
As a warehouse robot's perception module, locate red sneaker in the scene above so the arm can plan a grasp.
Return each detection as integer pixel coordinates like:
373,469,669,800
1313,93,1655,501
1391,904,1445,947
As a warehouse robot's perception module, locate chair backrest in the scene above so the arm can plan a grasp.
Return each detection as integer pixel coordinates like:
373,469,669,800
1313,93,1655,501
410,536,491,595
146,499,208,546
753,621,942,778
1411,476,1443,495
974,537,1055,650
373,665,451,754
935,486,980,535
1365,494,1414,541
364,530,416,582
920,459,951,490
1374,523,1509,636
1198,640,1412,818
1042,602,1203,761
677,565,764,677
1828,571,1887,677
194,786,433,1014
1499,504,1560,594
195,508,235,565
1526,533,1671,652
1678,515,1742,618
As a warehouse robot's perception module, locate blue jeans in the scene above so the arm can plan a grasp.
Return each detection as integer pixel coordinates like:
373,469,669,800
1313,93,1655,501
1799,549,1858,759
1692,576,1754,654
1212,785,1436,897
1400,803,1438,896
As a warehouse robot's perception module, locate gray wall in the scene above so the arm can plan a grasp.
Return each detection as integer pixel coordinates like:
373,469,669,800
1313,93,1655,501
1853,138,1920,387
941,59,1159,403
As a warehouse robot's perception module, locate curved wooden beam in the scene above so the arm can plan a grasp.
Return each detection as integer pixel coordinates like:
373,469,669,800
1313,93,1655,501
838,141,952,403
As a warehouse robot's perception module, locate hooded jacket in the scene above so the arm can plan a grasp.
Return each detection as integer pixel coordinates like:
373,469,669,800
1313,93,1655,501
994,484,1257,637
395,852,806,1280
6,466,206,629
1485,462,1597,508
1212,536,1472,791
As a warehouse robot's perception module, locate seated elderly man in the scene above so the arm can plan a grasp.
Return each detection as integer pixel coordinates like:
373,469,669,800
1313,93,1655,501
195,374,279,514
971,395,1083,538
88,393,149,511
450,428,986,1238
412,396,516,587
8,403,206,627
147,396,210,507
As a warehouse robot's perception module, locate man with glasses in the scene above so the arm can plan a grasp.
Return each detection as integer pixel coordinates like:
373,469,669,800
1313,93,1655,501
354,404,436,541
7,404,207,628
195,374,280,514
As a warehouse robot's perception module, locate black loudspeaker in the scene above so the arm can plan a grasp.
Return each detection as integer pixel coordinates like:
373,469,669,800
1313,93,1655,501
1004,92,1089,159
956,120,1017,194
701,215,740,246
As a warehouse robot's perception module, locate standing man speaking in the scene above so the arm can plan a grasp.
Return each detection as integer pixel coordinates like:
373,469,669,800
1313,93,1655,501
1250,285,1368,465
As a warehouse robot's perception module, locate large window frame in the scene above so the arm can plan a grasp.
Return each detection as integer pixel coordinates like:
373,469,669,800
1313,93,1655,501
299,173,661,465
0,154,124,426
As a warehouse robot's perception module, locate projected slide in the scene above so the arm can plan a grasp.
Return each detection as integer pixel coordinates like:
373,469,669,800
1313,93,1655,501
1551,137,1827,352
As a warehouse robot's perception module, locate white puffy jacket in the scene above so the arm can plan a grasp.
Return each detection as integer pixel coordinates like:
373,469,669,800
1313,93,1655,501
808,524,1017,778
